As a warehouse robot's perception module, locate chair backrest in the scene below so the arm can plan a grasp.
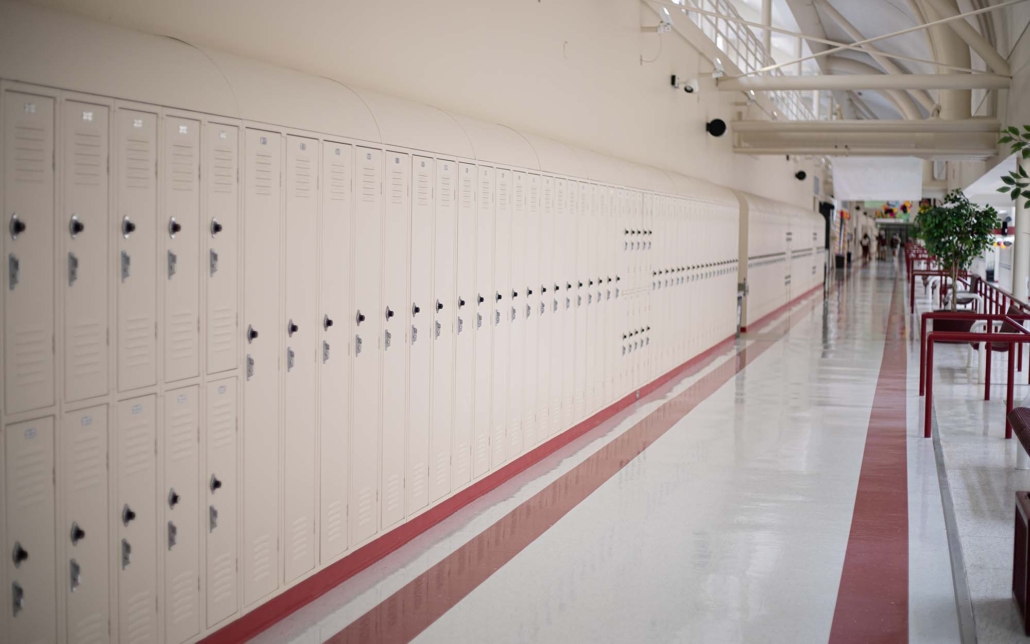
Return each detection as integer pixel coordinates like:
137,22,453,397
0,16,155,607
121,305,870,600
931,316,974,343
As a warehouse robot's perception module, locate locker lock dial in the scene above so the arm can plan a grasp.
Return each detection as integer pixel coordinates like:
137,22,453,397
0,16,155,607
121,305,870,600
210,475,223,493
478,295,485,304
386,307,395,320
356,310,366,325
168,217,182,238
121,216,136,238
11,542,28,567
458,298,466,308
168,488,180,508
436,300,443,311
69,215,85,238
288,320,299,336
70,523,86,545
9,214,25,239
122,504,136,526
211,218,224,236
324,315,334,331
412,303,421,316
247,325,259,343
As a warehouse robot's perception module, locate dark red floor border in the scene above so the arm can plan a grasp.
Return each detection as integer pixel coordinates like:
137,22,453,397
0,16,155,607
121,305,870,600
828,275,909,643
200,286,827,644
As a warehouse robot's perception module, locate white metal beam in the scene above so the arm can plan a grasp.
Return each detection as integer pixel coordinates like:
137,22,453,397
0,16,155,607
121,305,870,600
719,73,1009,91
924,0,1010,75
731,119,1000,133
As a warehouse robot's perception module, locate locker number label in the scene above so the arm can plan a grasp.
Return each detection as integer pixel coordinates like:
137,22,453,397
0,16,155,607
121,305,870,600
82,111,93,122
218,385,227,394
81,416,92,427
177,394,187,404
132,404,143,415
24,427,36,439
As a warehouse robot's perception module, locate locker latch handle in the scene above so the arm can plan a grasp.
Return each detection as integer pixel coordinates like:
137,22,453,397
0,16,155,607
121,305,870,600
246,354,254,380
11,542,28,567
120,251,130,282
168,217,181,238
209,506,219,532
210,249,219,276
287,347,295,371
540,302,545,315
385,329,392,349
211,218,223,236
323,340,331,362
477,313,483,329
324,314,334,331
9,213,25,239
553,299,559,312
68,252,79,286
121,216,135,238
494,310,500,325
511,307,516,322
355,335,363,356
167,521,177,550
11,582,24,616
8,254,19,291
167,251,177,279
411,326,418,344
122,504,136,526
525,304,531,319
70,522,86,545
121,539,132,569
69,214,84,238
434,321,442,338
70,559,82,592
457,318,463,334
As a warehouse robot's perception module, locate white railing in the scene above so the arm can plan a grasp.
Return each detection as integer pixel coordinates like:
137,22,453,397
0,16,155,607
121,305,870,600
681,0,816,120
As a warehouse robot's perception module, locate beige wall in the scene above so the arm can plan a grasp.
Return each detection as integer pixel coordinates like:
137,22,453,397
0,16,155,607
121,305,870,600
15,0,822,209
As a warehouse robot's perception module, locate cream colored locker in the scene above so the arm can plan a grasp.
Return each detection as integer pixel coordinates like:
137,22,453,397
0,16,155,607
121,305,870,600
429,159,456,502
205,379,237,627
614,189,627,397
584,184,599,414
4,416,55,644
452,163,476,489
536,176,554,439
319,142,351,563
3,92,54,414
242,129,280,606
573,183,589,423
601,187,615,405
407,156,433,513
560,180,577,432
205,123,239,375
62,101,110,403
163,116,201,382
547,178,564,437
163,386,200,644
351,147,382,543
472,167,494,477
507,171,526,457
62,406,109,644
116,108,158,391
490,169,512,469
381,151,409,529
522,174,539,448
117,395,157,644
284,135,318,582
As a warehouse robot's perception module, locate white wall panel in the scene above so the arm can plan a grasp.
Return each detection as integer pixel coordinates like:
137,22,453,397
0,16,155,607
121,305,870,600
62,100,109,403
204,122,239,375
205,378,237,627
163,385,200,644
490,169,512,469
407,156,433,513
452,162,476,488
429,159,456,501
473,166,494,477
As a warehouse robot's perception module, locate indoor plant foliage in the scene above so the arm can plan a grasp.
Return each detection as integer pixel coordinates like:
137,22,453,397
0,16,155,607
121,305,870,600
998,126,1030,207
916,189,999,310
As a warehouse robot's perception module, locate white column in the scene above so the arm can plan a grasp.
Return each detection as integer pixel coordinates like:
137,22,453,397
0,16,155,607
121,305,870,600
1016,162,1030,470
761,0,772,63
813,90,821,119
796,36,803,76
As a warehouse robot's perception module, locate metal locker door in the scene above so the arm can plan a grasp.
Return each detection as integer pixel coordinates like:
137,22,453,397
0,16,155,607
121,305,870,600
284,135,318,582
4,416,55,644
521,174,539,449
429,159,457,502
583,184,598,415
117,395,157,644
351,147,382,544
381,151,410,529
63,101,110,403
573,183,589,423
3,91,55,414
319,142,351,563
205,123,239,375
62,405,109,644
242,129,281,606
407,156,433,513
561,181,578,431
163,116,201,382
472,166,494,478
601,187,614,405
164,386,200,644
490,170,512,470
205,378,237,627
452,162,476,489
116,108,158,391
535,176,554,440
506,171,526,458
548,178,565,436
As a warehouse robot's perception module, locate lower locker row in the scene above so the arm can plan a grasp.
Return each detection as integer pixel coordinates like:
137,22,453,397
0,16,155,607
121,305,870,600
4,380,237,644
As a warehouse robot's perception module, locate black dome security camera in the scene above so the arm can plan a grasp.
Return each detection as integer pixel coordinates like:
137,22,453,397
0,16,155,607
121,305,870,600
795,171,807,181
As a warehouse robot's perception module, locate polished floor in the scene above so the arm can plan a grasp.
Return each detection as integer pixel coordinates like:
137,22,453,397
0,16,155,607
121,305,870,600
250,262,964,644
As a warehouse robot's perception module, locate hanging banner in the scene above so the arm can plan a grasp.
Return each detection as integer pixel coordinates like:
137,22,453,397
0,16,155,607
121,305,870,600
832,156,923,202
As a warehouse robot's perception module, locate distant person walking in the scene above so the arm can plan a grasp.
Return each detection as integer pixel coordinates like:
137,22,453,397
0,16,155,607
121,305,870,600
860,233,871,262
890,233,900,258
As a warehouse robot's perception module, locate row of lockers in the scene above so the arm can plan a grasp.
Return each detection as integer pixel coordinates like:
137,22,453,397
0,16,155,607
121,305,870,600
1,82,814,644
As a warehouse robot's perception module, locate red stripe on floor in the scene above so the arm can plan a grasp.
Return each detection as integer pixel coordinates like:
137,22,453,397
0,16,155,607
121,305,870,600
829,276,909,643
325,291,825,644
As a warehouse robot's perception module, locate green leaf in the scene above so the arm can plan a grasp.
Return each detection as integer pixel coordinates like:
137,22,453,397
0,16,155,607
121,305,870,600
1015,181,1028,188
1023,149,1030,160
1020,165,1028,178
1011,126,1021,135
1001,136,1014,144
1003,175,1016,185
1013,188,1022,199
1023,125,1030,132
999,186,1011,193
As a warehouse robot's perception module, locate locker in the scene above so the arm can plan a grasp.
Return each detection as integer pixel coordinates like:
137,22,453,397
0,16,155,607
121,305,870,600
507,171,526,457
583,184,598,415
4,416,55,644
490,169,512,469
381,151,410,529
117,395,157,644
205,379,237,627
601,187,614,405
116,108,158,391
560,181,578,431
550,178,568,436
3,91,55,414
62,101,110,403
573,182,589,423
522,174,539,449
429,159,456,502
320,142,352,563
163,386,200,644
536,176,554,439
163,116,201,382
407,156,433,514
351,146,382,544
62,406,109,644
452,162,476,489
205,123,239,375
242,128,281,606
472,166,495,478
284,135,318,582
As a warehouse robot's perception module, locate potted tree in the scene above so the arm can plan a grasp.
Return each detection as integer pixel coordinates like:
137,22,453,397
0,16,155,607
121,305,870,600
916,189,999,311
